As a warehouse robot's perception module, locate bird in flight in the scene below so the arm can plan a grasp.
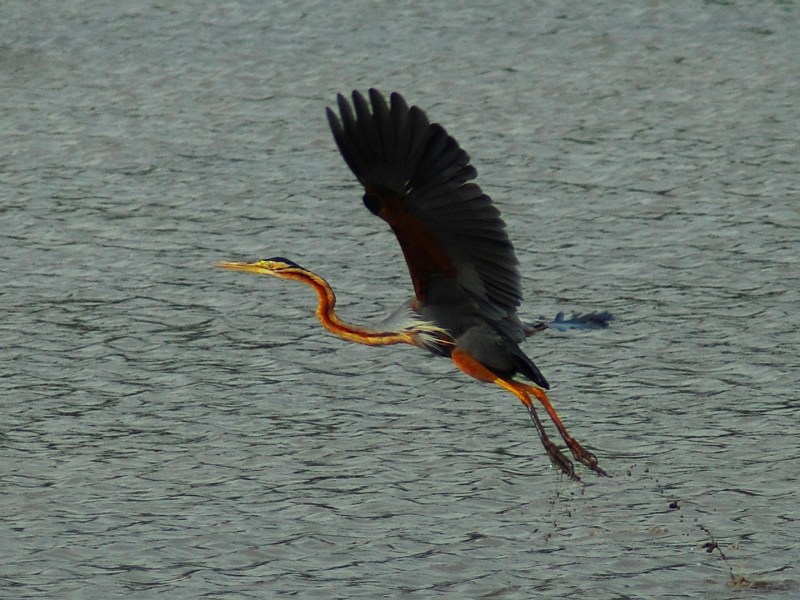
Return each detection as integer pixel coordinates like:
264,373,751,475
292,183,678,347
218,89,612,480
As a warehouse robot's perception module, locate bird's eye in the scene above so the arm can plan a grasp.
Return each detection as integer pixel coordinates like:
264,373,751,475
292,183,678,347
362,192,382,215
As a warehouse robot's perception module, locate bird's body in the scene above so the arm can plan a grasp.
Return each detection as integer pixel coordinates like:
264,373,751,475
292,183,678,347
219,89,611,480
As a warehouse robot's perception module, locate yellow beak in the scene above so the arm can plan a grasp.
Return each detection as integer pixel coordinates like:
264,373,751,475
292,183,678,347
216,261,264,274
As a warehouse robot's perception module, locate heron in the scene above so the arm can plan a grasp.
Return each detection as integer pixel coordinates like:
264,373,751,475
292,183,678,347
218,89,612,480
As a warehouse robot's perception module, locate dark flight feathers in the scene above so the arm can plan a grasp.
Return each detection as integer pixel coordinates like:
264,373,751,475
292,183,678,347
326,90,549,389
326,89,523,324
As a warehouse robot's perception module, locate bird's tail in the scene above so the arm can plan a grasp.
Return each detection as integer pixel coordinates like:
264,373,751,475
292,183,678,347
523,311,613,336
506,341,550,390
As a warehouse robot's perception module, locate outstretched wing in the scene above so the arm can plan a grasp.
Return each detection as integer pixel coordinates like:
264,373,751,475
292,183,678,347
326,89,522,323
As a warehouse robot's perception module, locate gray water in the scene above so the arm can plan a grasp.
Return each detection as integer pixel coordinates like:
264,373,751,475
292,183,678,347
2,1,799,598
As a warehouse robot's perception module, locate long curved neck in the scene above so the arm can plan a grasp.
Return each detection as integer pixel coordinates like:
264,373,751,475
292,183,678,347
286,269,415,346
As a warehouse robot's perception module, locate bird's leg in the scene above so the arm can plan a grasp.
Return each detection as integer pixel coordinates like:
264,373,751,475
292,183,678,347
450,348,579,480
519,390,580,481
494,379,581,481
518,382,607,477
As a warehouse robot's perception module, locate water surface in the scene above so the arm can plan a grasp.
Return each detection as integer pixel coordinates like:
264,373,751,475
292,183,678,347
2,1,798,598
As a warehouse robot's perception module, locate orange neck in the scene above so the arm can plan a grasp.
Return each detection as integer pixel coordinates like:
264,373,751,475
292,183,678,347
285,270,415,346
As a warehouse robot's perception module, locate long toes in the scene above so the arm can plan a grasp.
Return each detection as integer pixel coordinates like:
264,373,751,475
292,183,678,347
581,456,608,477
569,445,609,477
542,439,580,481
584,454,611,477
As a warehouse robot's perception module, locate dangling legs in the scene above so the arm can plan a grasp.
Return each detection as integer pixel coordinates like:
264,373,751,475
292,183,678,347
451,348,583,480
517,382,607,476
501,380,581,480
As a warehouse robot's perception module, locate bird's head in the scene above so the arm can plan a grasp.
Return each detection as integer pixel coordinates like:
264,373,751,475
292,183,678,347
216,257,307,279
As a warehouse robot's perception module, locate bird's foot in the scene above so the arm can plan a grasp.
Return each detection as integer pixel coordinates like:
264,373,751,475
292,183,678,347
566,439,608,477
541,438,580,481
